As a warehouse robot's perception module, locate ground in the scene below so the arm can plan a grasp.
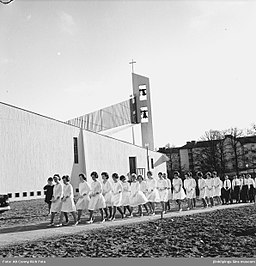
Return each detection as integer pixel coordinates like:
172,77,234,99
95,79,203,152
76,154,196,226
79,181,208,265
0,200,256,258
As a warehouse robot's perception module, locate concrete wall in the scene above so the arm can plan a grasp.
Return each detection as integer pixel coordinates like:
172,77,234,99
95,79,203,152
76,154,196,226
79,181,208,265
0,102,166,201
82,129,166,186
0,102,85,201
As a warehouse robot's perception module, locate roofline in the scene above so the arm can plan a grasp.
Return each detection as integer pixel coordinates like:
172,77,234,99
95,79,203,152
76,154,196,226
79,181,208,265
0,101,161,155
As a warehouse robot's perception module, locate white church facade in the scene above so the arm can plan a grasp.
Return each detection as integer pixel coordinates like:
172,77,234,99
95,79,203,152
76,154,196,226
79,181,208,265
0,74,167,201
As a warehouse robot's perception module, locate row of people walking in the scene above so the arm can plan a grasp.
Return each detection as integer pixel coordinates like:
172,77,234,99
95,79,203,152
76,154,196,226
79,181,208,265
43,170,255,227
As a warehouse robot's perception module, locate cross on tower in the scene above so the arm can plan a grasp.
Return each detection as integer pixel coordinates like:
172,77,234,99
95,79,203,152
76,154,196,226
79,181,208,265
129,59,136,73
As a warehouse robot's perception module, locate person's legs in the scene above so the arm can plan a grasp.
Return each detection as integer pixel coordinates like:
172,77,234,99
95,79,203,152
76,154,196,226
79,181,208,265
99,208,105,222
112,206,117,220
87,210,94,223
50,212,55,224
117,207,124,218
57,211,64,225
108,207,113,219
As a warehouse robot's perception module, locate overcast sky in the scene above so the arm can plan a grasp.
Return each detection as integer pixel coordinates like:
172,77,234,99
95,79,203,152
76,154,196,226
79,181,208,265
1,0,256,148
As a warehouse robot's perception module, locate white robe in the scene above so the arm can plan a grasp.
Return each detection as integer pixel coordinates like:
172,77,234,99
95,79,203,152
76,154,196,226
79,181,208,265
213,177,222,197
121,182,131,206
76,181,91,211
111,181,123,207
130,181,148,207
88,180,106,210
50,183,63,213
61,183,76,212
102,180,113,207
146,178,160,202
172,178,186,200
157,178,168,202
205,178,214,198
198,178,206,199
184,178,194,199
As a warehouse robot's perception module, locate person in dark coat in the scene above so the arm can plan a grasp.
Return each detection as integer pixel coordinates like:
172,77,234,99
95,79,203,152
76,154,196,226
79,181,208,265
43,177,54,214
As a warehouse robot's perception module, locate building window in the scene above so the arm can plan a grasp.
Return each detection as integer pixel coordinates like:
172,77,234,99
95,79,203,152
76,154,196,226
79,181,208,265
23,192,27,197
73,137,79,164
8,193,12,198
30,192,34,197
76,188,79,193
37,191,41,196
15,193,20,198
129,157,137,175
151,158,154,169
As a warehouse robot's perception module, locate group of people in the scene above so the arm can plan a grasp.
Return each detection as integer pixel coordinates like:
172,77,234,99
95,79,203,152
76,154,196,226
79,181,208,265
43,170,256,227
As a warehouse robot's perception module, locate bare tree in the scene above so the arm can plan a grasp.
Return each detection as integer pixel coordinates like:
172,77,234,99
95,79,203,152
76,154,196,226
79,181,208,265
225,127,244,176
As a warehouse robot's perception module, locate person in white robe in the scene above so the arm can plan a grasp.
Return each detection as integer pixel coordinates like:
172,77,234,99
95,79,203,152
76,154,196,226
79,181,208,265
145,171,160,215
110,173,124,221
56,175,78,226
172,171,186,211
137,175,150,215
197,171,207,208
48,174,66,226
101,172,113,220
157,172,168,214
129,174,148,217
184,173,193,210
247,174,256,203
163,173,172,211
76,173,91,223
87,172,106,224
120,175,132,217
212,171,222,205
205,172,214,207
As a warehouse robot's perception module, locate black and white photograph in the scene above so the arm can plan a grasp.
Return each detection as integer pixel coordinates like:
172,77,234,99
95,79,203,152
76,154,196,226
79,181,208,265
0,0,256,265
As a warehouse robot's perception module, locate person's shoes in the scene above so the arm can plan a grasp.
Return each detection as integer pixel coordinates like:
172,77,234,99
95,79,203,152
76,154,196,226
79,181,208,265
62,222,69,226
55,224,63,227
100,219,106,223
127,214,133,218
73,221,79,226
150,212,155,216
110,217,115,221
47,223,54,227
187,208,190,211
86,219,94,224
179,208,182,212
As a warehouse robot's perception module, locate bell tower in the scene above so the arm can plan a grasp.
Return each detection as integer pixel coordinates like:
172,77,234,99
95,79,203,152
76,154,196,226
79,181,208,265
132,73,154,150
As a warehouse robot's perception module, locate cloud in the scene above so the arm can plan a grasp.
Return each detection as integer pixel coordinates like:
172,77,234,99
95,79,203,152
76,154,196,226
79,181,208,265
59,11,77,35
